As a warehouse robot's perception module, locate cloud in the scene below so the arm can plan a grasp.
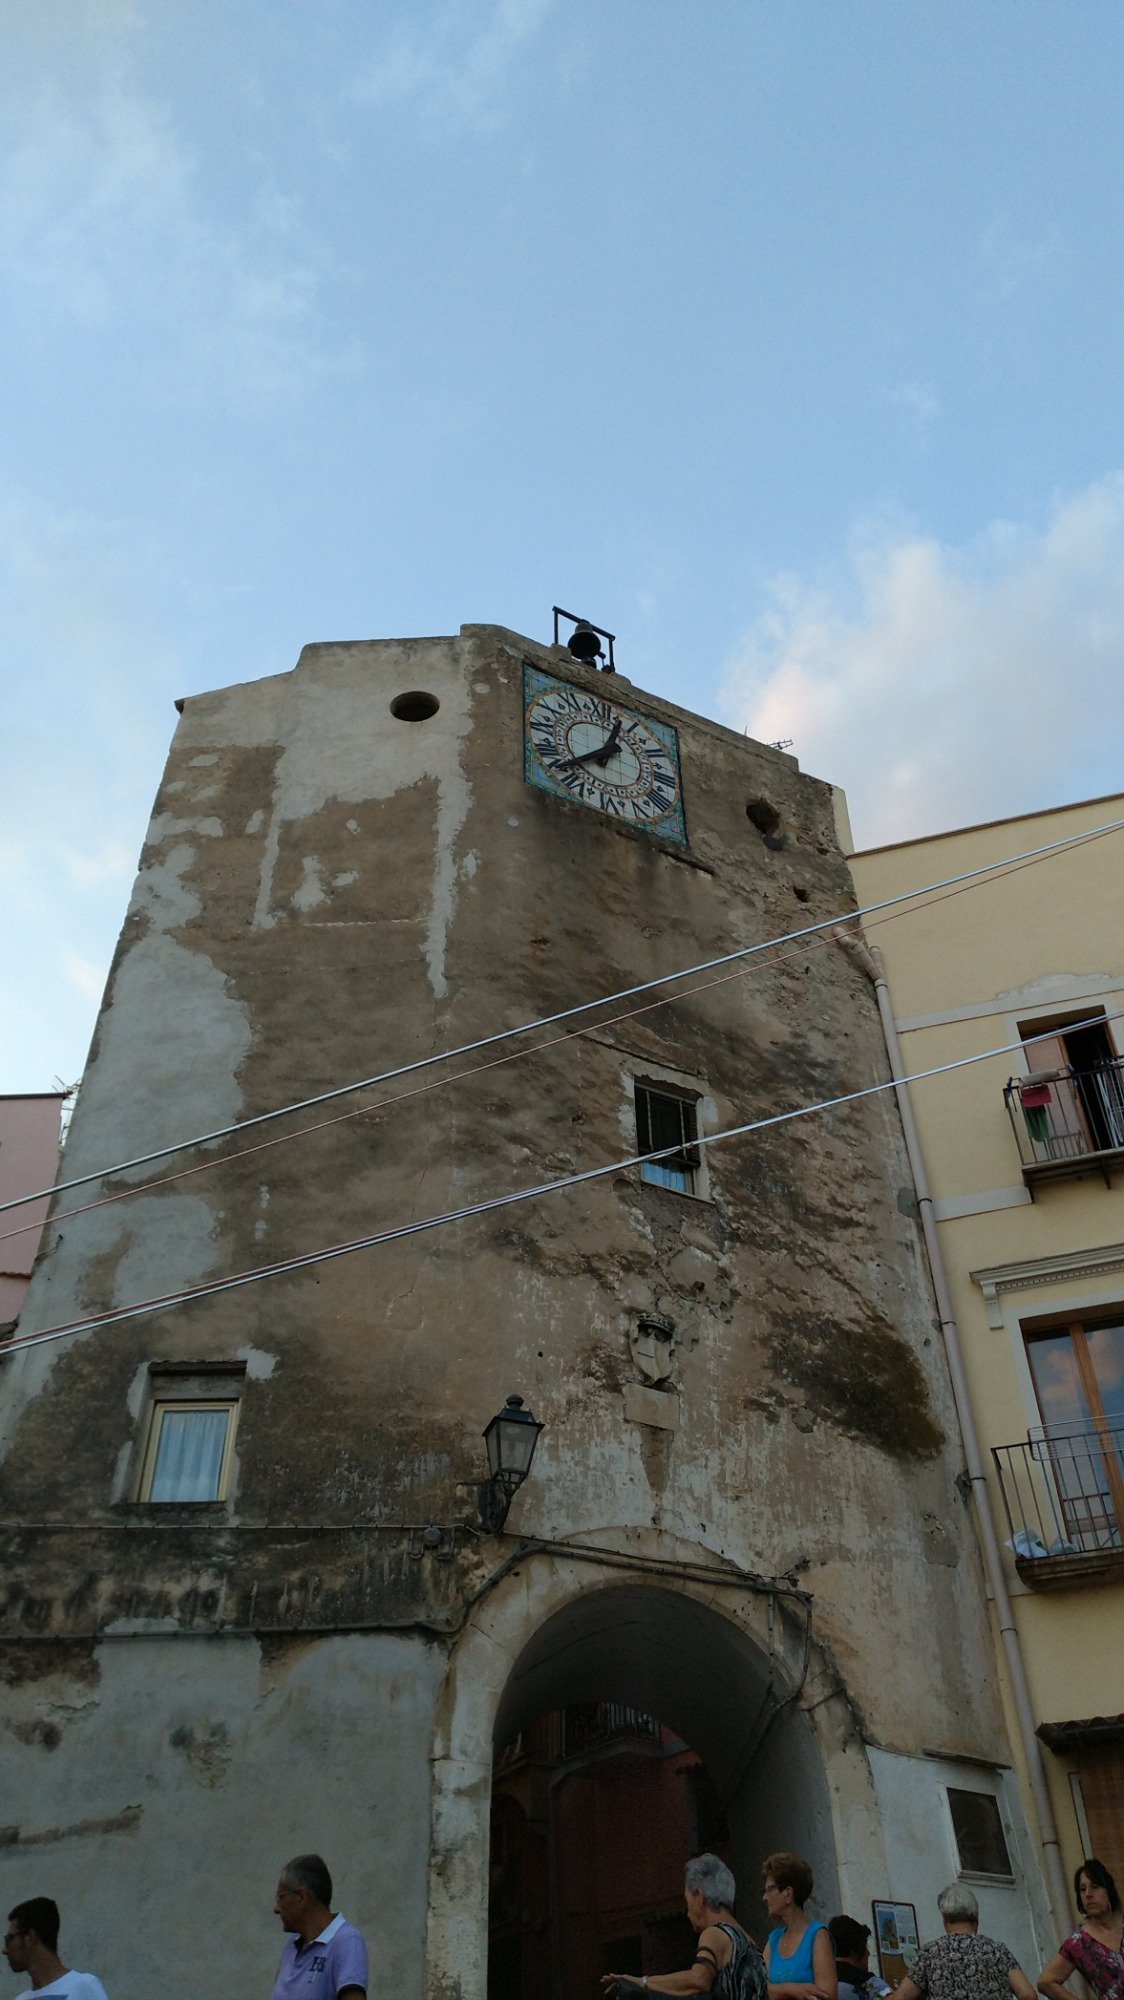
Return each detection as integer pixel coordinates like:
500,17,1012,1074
0,835,29,881
64,950,111,1003
61,840,136,888
0,498,177,891
888,380,940,449
976,216,1066,303
353,0,552,134
0,77,191,329
720,477,1124,849
0,51,348,405
0,501,177,1087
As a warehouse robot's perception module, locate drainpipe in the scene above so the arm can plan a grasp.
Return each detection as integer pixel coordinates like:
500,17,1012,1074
836,930,1070,1935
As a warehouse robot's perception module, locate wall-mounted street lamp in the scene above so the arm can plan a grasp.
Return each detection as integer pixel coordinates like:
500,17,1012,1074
477,1395,544,1533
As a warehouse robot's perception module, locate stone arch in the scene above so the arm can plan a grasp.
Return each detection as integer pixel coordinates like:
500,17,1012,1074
425,1540,887,2000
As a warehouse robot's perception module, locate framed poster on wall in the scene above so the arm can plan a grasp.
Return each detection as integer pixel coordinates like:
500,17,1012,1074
872,1902,920,1988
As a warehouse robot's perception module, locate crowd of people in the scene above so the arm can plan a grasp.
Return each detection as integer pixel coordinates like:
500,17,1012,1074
2,1847,1121,2000
604,1851,1124,2000
2,1855,367,2000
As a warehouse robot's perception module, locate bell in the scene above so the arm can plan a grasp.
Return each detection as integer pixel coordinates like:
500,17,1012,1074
567,620,602,664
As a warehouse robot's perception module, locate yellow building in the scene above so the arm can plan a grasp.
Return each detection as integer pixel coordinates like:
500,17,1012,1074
848,788,1124,1937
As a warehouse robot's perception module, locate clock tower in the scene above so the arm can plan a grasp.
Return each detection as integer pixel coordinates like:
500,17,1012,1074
0,620,1049,2000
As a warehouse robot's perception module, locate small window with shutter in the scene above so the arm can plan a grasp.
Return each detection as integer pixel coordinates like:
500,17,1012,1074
634,1083,701,1196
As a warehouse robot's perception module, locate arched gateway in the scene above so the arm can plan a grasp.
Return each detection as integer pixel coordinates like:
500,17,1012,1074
426,1545,884,2000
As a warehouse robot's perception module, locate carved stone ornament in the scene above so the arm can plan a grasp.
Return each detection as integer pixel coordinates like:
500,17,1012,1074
629,1312,677,1388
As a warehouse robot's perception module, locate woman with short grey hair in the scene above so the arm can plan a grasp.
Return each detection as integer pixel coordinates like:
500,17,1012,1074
602,1854,767,2000
686,1857,738,1914
936,1888,980,1926
888,1885,1036,2000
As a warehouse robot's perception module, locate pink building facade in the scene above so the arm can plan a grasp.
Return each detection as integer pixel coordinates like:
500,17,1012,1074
0,1094,65,1331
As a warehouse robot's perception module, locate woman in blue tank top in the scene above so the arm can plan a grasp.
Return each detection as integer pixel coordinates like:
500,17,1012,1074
763,1852,837,2000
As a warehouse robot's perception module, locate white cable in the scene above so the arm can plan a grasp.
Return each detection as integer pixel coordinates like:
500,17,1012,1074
5,810,1123,1216
6,1009,1116,1361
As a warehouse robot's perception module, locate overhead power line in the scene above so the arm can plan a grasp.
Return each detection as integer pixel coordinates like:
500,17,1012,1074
3,808,1122,1222
0,820,1081,1253
3,1009,1117,1363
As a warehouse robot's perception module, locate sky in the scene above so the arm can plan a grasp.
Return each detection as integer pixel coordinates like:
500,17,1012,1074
3,0,1124,1093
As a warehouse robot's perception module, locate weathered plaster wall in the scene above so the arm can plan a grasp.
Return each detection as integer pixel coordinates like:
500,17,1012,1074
0,623,1041,1996
866,1747,1054,1965
0,1633,441,2000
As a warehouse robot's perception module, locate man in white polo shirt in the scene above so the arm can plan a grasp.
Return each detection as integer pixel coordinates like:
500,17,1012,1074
3,1897,109,1999
271,1854,368,2000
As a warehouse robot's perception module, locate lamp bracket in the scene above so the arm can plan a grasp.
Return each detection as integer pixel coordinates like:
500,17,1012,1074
476,1477,513,1535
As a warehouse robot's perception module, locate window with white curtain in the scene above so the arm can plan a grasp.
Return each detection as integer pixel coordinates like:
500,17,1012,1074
136,1386,241,1504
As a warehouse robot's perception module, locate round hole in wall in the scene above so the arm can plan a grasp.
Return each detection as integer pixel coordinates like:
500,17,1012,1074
391,691,440,722
746,797,780,837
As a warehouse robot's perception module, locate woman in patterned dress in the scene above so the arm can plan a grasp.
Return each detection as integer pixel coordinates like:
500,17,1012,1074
887,1883,1035,2000
1038,1859,1123,2000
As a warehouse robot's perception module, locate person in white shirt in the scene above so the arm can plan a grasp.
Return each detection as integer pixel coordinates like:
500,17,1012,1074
271,1855,367,2000
2,1897,109,1999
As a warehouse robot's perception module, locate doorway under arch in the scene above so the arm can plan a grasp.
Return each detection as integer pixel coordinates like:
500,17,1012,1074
490,1696,731,2000
488,1582,838,2000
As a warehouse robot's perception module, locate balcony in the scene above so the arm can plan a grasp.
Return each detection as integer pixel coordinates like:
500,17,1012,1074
494,1703,664,1775
993,1423,1124,1588
556,1701,664,1761
1004,1057,1124,1189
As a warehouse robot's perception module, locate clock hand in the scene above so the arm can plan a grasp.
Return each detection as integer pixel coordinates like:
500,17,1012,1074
588,719,622,766
556,740,613,770
557,720,623,771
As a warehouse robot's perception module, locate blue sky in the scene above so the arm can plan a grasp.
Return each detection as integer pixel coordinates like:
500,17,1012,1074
3,0,1124,1092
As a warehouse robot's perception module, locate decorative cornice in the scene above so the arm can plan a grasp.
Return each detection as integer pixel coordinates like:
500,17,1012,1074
971,1242,1124,1328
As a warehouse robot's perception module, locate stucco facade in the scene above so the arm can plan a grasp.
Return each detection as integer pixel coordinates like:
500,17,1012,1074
0,1094,65,1330
849,791,1124,1913
1,626,1049,1998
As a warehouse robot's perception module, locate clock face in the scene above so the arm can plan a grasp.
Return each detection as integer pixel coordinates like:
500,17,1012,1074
523,665,687,846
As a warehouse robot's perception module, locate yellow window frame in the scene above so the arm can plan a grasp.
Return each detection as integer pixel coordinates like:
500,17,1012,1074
136,1397,240,1503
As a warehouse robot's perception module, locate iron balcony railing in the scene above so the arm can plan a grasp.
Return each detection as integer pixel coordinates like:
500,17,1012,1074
557,1701,663,1758
1004,1058,1124,1177
993,1422,1124,1568
494,1703,663,1773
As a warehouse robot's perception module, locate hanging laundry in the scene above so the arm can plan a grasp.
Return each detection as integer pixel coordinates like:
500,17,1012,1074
1019,1077,1053,1146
